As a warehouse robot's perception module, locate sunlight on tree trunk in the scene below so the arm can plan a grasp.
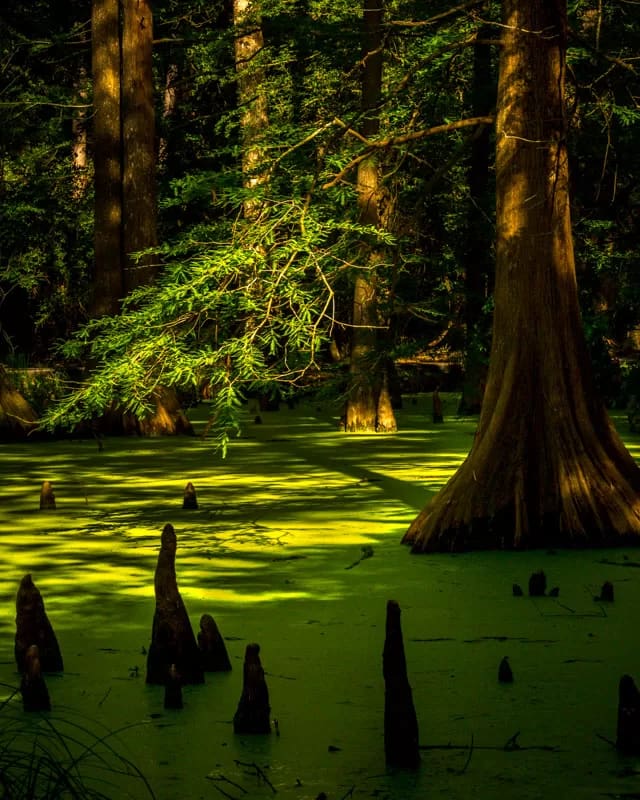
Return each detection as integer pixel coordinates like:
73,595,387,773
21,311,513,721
91,0,123,316
158,62,179,172
122,0,158,292
71,66,91,200
0,368,38,438
403,0,640,552
234,0,269,220
345,0,397,434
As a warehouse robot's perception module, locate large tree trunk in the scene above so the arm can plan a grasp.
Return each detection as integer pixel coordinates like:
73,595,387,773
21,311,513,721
345,0,397,434
122,0,158,292
91,0,123,317
404,0,640,552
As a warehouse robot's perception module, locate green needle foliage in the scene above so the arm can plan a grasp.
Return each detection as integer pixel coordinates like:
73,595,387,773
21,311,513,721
42,179,397,451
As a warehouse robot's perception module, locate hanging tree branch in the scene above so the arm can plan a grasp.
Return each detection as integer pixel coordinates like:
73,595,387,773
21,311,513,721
387,0,488,29
322,115,494,189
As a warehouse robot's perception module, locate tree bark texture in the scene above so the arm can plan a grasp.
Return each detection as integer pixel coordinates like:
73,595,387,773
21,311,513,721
234,0,269,219
404,0,640,551
20,645,51,712
15,574,64,673
91,0,123,316
122,0,158,292
345,0,396,434
71,66,91,200
0,368,38,439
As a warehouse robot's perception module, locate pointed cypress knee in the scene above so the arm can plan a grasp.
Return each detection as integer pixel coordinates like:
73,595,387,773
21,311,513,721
617,674,640,755
597,581,614,602
198,614,232,672
146,523,204,685
233,643,271,734
15,574,63,673
383,600,420,768
183,482,198,510
39,480,56,510
20,644,51,712
528,570,547,597
498,656,513,683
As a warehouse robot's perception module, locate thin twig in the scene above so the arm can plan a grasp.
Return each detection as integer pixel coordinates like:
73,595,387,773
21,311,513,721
97,687,111,707
234,761,276,793
206,774,249,795
596,732,617,749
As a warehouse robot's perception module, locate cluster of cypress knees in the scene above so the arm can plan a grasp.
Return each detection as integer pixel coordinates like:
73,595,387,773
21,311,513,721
18,522,420,768
14,522,270,735
507,568,639,754
27,479,640,766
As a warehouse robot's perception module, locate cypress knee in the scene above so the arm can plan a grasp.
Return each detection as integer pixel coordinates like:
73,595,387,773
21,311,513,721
39,480,56,510
617,674,640,755
146,523,204,685
164,663,183,710
383,600,420,768
528,570,546,597
183,482,198,509
15,574,63,673
21,644,51,712
432,387,443,423
198,614,232,672
597,581,614,602
233,643,271,734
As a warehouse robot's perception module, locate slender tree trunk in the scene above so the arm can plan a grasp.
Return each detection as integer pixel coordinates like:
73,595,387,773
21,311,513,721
122,0,158,292
404,0,640,552
158,61,179,173
71,66,91,200
91,0,123,316
345,0,396,434
91,1,183,434
234,0,269,220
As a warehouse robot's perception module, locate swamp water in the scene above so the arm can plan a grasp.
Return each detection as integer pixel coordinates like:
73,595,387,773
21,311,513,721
1,395,640,799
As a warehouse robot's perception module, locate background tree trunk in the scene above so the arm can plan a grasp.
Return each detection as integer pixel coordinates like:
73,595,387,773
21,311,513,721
345,0,397,434
0,368,38,439
91,0,123,316
234,0,269,220
122,0,158,292
404,0,640,552
71,66,91,200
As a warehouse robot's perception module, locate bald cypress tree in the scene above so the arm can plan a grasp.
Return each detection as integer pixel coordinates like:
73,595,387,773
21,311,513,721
404,0,640,552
